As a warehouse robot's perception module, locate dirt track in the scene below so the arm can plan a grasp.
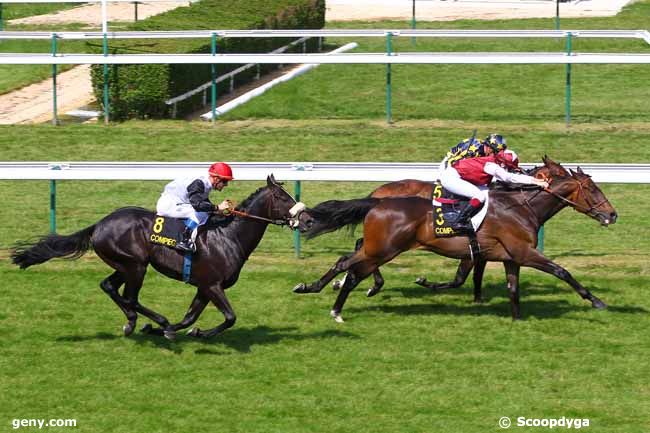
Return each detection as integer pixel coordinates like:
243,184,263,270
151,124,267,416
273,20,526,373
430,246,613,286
0,0,635,124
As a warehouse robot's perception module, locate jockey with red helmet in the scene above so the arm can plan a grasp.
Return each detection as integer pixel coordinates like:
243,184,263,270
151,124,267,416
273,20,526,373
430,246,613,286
156,162,234,252
439,143,549,231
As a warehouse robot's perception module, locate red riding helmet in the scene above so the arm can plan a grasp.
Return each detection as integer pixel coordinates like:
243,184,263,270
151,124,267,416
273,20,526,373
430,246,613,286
495,150,519,170
208,162,234,180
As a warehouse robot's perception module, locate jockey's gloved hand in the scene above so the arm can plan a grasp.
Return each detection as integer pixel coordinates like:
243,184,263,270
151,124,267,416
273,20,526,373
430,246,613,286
217,199,233,215
533,178,550,189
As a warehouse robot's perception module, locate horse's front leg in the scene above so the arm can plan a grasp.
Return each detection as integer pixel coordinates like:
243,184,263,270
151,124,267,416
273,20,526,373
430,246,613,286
472,258,487,303
293,253,351,294
521,249,606,309
504,261,521,320
141,294,206,338
169,291,208,332
187,284,236,339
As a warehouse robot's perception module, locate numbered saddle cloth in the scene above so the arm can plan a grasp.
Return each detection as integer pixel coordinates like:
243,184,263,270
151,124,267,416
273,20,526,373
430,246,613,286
431,181,489,238
149,216,187,250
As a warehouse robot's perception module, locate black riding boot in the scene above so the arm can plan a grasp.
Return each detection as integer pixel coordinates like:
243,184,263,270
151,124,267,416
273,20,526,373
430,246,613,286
176,227,196,253
451,201,482,231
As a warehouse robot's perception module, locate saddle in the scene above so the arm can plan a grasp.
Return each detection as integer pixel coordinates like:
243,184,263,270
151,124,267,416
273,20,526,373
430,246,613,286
149,215,187,252
431,181,483,259
431,181,473,238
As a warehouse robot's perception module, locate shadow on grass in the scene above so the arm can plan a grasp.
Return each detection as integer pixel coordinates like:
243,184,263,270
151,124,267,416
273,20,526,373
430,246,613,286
56,326,359,355
394,280,617,300
345,294,648,321
193,326,359,355
344,285,650,320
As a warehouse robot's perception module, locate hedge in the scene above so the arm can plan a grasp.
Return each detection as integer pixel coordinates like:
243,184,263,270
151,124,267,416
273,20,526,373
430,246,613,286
90,0,325,120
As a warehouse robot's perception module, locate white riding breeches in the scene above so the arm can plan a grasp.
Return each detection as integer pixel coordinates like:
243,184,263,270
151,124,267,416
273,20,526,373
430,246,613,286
439,166,488,203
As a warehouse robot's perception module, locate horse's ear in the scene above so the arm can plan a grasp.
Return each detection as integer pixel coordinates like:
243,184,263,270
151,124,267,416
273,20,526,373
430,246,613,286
576,166,585,175
544,156,569,176
267,174,277,187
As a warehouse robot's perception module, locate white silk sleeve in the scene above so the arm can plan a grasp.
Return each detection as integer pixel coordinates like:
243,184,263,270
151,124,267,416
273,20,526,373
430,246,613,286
484,162,538,184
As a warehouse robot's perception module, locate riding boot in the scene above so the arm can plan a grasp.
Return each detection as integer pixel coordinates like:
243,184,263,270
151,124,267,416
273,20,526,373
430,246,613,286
450,201,482,231
176,227,196,253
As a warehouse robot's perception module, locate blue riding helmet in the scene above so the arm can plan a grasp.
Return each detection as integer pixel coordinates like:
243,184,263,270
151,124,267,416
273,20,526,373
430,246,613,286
484,134,507,153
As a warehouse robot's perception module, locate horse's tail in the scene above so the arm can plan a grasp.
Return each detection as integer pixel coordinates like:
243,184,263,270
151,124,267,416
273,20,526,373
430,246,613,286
11,225,96,269
305,197,381,239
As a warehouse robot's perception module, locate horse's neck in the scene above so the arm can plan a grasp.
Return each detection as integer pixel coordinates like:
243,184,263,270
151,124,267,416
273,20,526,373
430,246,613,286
524,186,570,225
219,191,271,258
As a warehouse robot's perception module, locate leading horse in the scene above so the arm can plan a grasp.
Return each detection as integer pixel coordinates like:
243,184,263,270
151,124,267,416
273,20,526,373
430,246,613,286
12,175,314,339
295,157,617,321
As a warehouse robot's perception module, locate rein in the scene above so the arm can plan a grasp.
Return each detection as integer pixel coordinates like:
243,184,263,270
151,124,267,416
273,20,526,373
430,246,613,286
227,209,287,226
542,177,609,218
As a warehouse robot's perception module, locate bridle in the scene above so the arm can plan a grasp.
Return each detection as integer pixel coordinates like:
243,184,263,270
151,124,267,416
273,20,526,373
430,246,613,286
226,186,306,229
539,173,609,218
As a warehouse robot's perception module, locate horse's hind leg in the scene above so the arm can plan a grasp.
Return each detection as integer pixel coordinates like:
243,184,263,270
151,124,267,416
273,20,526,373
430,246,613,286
333,238,386,297
415,258,474,292
330,258,381,323
99,271,138,336
117,265,175,340
293,253,352,294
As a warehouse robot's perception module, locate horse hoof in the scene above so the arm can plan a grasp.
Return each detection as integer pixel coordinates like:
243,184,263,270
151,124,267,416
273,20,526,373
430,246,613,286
330,310,344,323
164,330,176,341
332,280,342,291
187,327,200,337
293,283,307,293
123,323,135,337
592,299,607,309
366,288,379,298
141,323,153,334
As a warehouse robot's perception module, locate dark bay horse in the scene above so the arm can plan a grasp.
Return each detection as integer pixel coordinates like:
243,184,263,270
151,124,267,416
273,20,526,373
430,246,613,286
295,157,617,321
12,175,314,340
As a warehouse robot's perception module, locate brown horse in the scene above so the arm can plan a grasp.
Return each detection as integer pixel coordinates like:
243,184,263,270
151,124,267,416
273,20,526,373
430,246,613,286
295,157,617,321
338,178,488,301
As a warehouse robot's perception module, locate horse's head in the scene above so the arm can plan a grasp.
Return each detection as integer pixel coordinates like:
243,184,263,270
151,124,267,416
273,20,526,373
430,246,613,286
541,157,618,227
265,174,314,232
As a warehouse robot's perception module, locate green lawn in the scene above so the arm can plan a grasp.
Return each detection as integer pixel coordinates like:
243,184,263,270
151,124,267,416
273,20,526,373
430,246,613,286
1,2,650,432
1,122,649,433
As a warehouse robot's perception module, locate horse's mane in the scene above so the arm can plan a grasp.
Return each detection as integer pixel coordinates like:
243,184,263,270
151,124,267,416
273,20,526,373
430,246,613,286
205,185,268,230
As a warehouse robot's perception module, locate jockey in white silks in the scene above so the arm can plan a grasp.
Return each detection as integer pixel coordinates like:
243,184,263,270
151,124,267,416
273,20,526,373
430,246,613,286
156,162,234,252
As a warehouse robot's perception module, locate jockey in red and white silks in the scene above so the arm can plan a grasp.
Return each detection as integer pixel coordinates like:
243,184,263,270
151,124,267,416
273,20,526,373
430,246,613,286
439,149,549,230
156,162,234,252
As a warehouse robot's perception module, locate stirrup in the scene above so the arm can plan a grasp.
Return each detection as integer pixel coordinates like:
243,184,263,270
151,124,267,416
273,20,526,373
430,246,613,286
176,240,196,253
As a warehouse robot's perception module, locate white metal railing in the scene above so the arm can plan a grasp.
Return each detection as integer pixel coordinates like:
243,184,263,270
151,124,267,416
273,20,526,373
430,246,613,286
165,36,316,117
2,161,650,183
2,52,650,65
1,29,649,43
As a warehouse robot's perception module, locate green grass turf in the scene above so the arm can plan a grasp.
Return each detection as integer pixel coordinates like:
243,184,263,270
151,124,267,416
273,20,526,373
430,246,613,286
1,122,649,432
0,2,79,21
